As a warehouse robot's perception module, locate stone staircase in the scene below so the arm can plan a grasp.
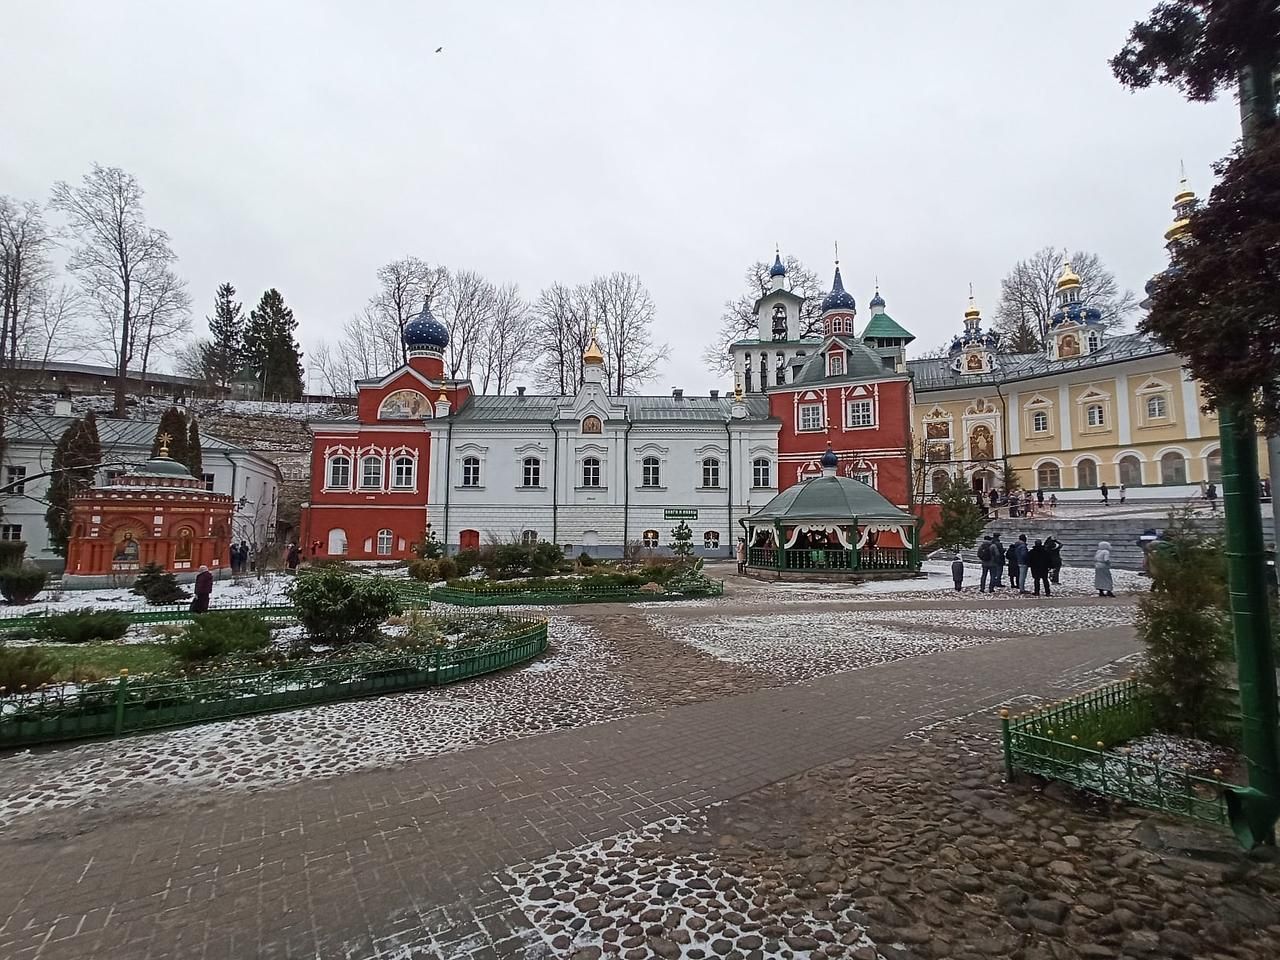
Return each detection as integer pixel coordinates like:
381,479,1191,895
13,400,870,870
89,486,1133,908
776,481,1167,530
982,514,1278,571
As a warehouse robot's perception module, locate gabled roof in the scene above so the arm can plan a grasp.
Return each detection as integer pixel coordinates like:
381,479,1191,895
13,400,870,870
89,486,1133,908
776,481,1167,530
449,393,775,423
751,287,807,313
7,414,248,453
788,336,894,386
861,312,915,343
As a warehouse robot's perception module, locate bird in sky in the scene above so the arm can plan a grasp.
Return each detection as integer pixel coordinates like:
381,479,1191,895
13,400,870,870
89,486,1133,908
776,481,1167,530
435,46,444,53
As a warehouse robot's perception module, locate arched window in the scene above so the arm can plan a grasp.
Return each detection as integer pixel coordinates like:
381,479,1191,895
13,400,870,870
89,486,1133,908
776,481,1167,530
582,415,602,434
360,455,383,489
642,529,659,548
1146,394,1168,420
1076,458,1099,488
1037,462,1061,489
775,352,785,384
174,527,194,561
1160,451,1187,484
642,456,661,487
701,457,721,489
752,457,771,488
327,528,348,555
1206,448,1222,483
744,365,753,393
522,457,541,487
376,528,394,556
703,531,720,549
461,456,481,487
327,455,351,489
392,456,415,489
829,353,844,377
1118,455,1143,487
931,469,951,493
582,457,601,487
760,355,768,389
1086,404,1106,428
1032,411,1049,433
521,529,538,545
1087,331,1101,352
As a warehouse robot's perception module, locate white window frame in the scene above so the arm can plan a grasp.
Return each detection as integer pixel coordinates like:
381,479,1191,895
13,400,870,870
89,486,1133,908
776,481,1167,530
327,455,351,490
846,399,874,428
1086,404,1106,428
752,457,771,488
392,456,415,490
703,531,720,549
582,457,602,488
1146,394,1168,420
375,528,394,556
360,455,384,490
829,353,844,377
1032,410,1049,433
701,457,721,489
642,529,659,548
461,456,482,488
522,456,541,488
799,403,824,432
641,456,661,488
0,524,22,541
5,465,26,495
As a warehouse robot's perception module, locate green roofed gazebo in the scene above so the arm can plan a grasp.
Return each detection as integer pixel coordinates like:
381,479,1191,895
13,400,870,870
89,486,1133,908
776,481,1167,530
740,445,922,580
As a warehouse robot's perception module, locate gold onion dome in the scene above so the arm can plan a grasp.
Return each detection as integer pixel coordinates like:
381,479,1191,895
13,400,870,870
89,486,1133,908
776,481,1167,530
1056,259,1081,291
583,336,604,365
1173,176,1195,206
964,293,981,320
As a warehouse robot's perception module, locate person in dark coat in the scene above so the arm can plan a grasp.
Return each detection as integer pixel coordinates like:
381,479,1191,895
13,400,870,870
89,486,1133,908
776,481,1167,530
286,542,301,571
1029,539,1051,596
229,543,240,574
1205,482,1218,513
191,565,214,613
951,553,965,591
1100,481,1110,505
1044,535,1063,584
991,534,1006,588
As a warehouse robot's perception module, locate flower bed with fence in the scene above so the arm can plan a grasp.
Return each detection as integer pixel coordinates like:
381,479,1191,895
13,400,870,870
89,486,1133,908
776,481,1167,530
0,615,548,748
431,577,723,607
1000,678,1231,825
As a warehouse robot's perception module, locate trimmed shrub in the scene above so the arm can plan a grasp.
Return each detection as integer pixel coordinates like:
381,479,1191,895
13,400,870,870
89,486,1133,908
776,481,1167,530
33,609,131,645
0,645,59,690
288,568,402,646
0,540,26,567
664,566,719,597
408,559,440,582
530,541,563,575
578,552,595,567
169,612,272,662
453,549,481,575
0,565,49,604
132,563,189,604
436,557,458,580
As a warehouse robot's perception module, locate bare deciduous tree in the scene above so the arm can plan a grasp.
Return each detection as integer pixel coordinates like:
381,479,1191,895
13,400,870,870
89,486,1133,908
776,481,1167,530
49,165,179,416
478,283,532,394
440,269,495,382
531,282,592,395
992,246,1137,351
592,272,667,395
1,196,55,369
371,257,449,364
702,255,826,376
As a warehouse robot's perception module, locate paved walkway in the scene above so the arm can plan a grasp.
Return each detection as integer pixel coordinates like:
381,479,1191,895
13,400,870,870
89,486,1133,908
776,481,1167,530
0,613,1138,960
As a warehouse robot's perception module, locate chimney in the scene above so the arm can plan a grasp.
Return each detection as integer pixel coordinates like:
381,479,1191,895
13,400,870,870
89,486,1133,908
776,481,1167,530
516,386,526,398
53,398,73,416
672,388,683,400
709,389,719,400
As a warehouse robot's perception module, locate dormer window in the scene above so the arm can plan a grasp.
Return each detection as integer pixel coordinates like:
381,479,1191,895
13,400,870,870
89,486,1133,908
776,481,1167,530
1087,331,1101,352
829,353,844,377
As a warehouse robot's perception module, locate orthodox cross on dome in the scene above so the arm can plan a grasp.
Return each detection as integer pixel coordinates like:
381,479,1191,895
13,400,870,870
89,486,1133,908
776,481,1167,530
157,432,173,457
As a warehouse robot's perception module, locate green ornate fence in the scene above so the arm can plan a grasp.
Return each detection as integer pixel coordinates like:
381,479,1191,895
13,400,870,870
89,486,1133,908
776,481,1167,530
0,601,299,634
429,581,724,606
1001,678,1230,825
0,618,547,748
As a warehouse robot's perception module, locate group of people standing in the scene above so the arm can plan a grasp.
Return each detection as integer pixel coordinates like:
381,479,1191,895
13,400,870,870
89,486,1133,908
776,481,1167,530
979,488,1058,521
959,533,1063,596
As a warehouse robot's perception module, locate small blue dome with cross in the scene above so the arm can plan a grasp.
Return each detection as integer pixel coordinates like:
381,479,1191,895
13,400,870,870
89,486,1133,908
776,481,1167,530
821,266,857,314
403,304,450,351
869,290,885,309
821,444,839,469
769,253,787,278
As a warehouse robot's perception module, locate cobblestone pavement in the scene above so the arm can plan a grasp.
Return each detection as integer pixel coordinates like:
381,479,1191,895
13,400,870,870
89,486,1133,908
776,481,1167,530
0,590,1196,960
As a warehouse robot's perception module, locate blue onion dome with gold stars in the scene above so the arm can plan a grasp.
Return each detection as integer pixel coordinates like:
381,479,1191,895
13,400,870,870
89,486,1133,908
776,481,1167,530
868,290,885,309
821,264,857,313
949,291,1000,355
403,303,450,352
1049,259,1103,329
821,443,839,469
769,252,787,278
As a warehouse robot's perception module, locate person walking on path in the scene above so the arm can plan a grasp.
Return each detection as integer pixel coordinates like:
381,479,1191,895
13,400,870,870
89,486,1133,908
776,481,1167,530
991,534,1006,588
1045,535,1063,584
1029,539,1051,596
735,538,747,575
1036,488,1045,508
978,536,995,592
1094,541,1115,597
1206,482,1218,513
1120,483,1127,504
1100,481,1110,505
286,542,301,571
191,565,214,613
951,553,965,591
988,488,998,520
1014,534,1032,593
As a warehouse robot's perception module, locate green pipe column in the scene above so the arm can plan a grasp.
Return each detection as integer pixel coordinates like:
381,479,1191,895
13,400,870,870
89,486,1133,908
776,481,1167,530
1218,401,1280,846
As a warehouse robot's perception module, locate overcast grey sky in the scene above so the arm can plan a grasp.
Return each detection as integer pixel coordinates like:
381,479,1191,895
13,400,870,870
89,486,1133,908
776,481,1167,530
4,1,1240,395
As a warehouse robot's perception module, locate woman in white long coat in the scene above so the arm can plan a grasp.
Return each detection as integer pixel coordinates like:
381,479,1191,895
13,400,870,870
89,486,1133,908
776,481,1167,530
1094,541,1115,597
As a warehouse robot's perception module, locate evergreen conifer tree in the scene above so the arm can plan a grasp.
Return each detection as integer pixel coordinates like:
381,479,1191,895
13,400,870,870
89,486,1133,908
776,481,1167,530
199,282,245,387
932,475,986,552
669,520,694,561
151,407,190,466
187,418,203,479
243,289,305,401
44,416,103,556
